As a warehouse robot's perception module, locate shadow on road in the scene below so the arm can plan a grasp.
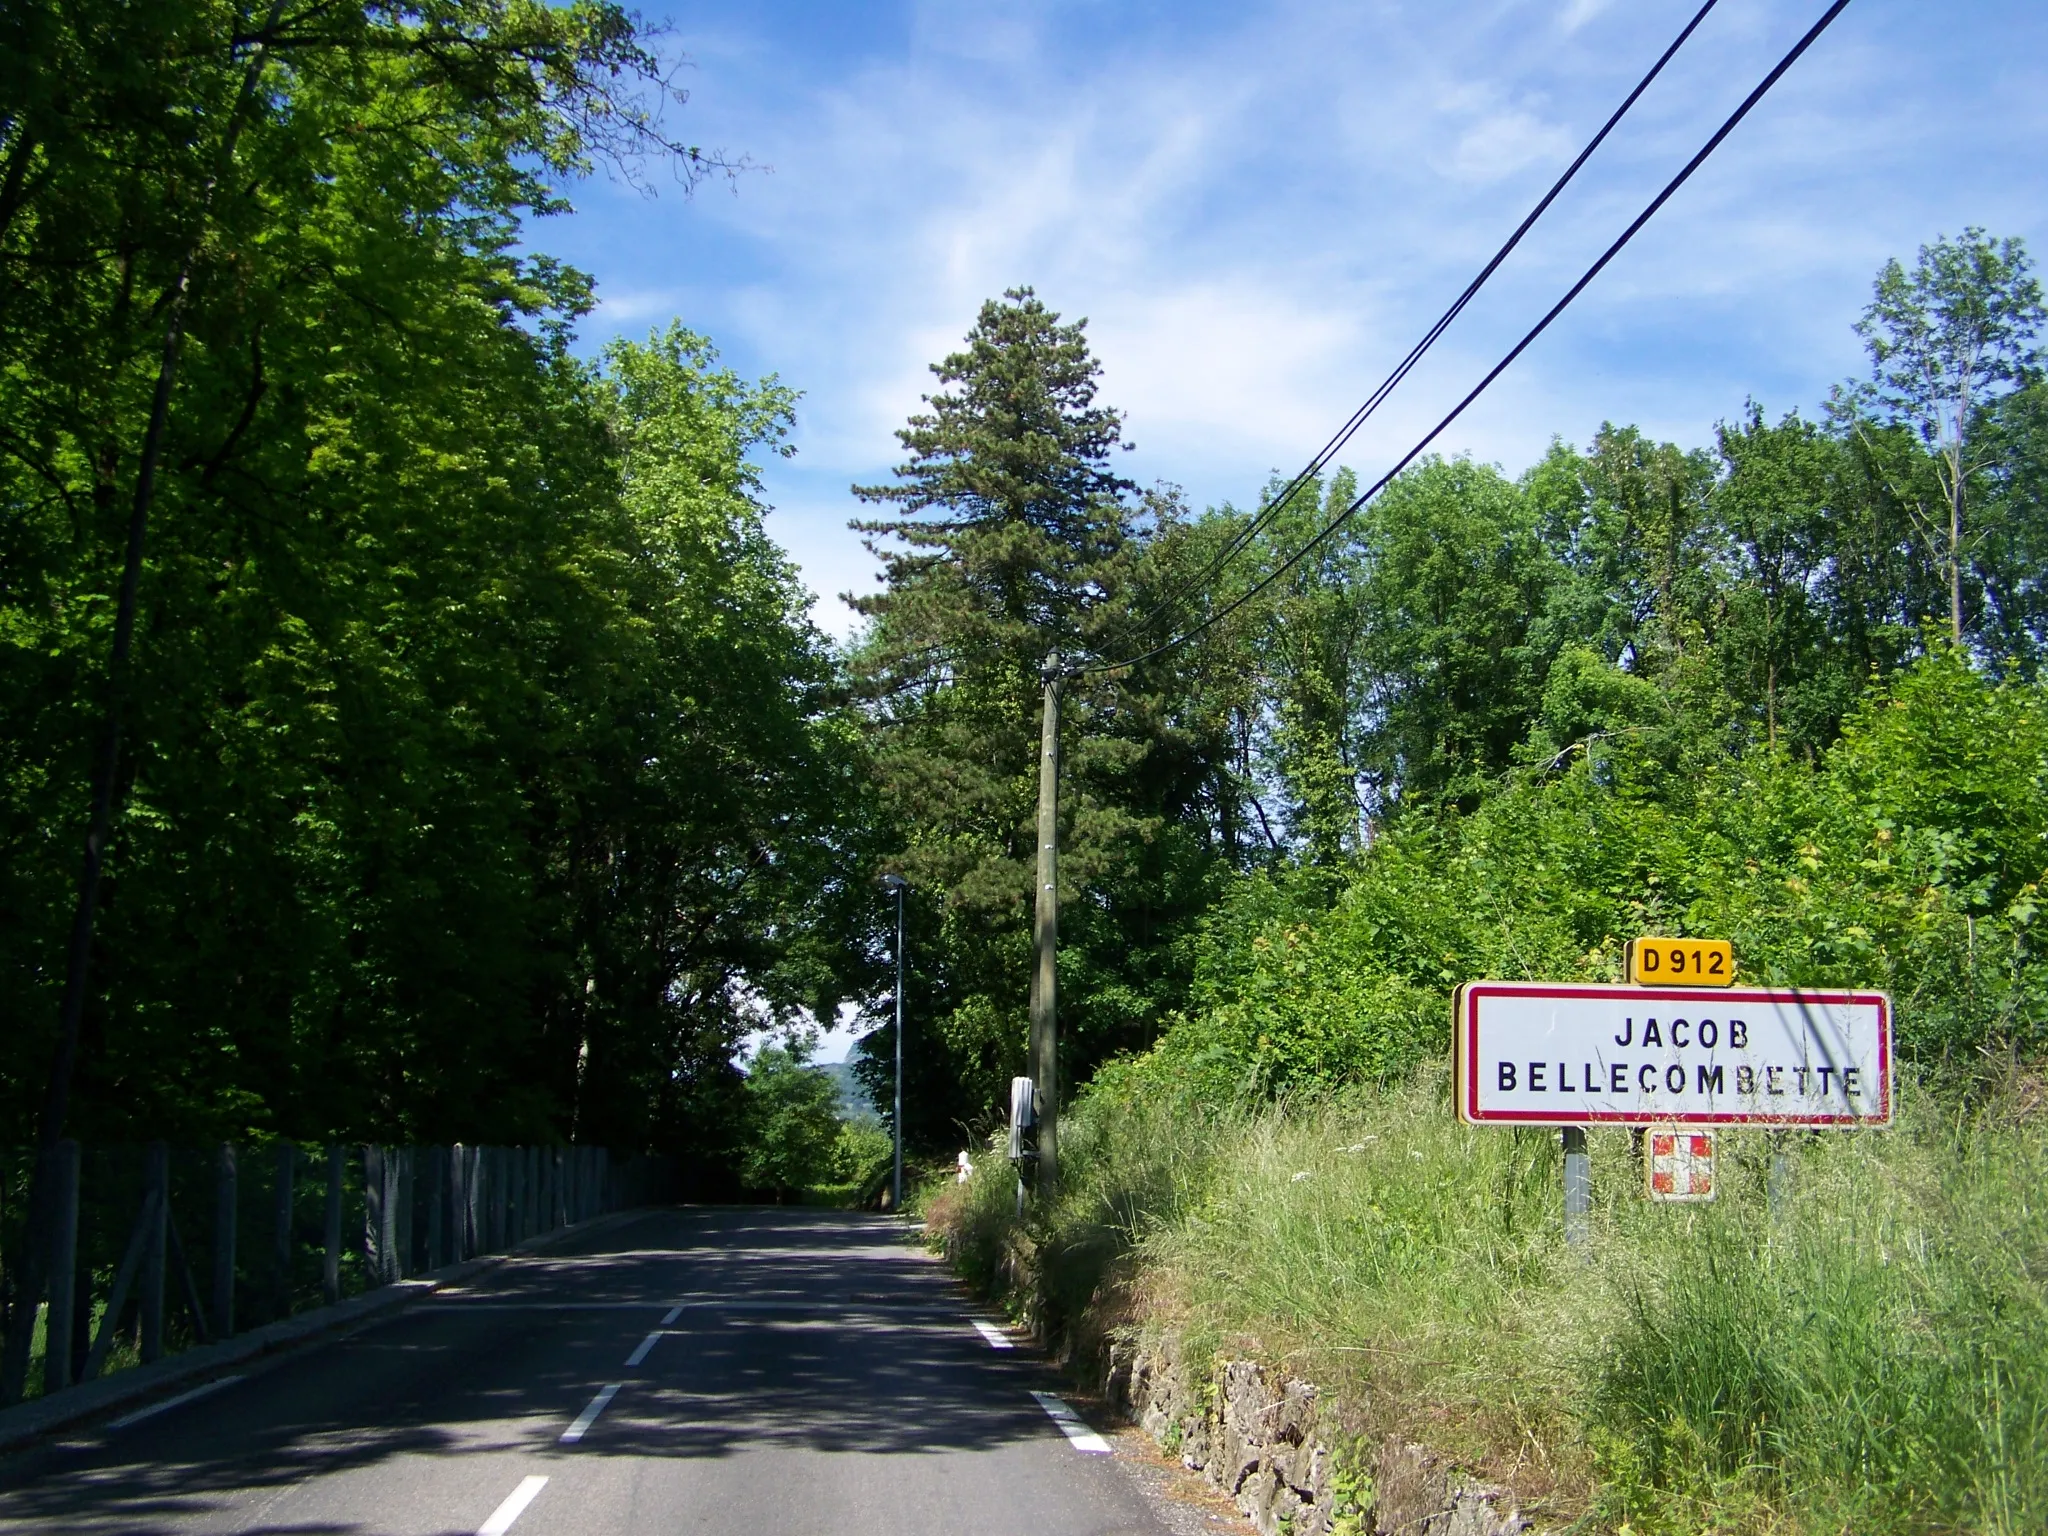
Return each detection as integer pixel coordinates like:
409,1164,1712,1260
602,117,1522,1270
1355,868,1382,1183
0,1207,1056,1536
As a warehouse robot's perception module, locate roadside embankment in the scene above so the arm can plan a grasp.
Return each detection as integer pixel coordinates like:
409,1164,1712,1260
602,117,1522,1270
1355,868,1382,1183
926,1068,2048,1535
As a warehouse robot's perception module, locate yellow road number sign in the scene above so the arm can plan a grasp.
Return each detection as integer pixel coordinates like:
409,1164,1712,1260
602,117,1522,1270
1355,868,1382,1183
1627,936,1733,986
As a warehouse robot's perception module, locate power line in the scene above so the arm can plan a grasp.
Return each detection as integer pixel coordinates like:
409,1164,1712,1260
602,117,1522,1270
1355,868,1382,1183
1130,0,1721,640
1084,0,1854,677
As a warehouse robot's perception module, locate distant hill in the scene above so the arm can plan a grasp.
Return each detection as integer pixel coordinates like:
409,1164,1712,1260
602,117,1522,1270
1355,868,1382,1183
816,1060,879,1123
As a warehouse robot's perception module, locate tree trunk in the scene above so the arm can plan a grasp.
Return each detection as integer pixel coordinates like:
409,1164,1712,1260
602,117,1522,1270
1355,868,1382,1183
1949,467,1966,647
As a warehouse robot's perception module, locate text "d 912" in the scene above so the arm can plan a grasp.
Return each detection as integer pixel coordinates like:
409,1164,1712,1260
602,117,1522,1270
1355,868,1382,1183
1627,936,1733,986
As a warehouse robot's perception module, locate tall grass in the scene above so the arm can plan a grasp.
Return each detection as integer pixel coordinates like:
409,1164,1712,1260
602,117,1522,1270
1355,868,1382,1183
927,1066,2048,1533
1591,1096,2048,1533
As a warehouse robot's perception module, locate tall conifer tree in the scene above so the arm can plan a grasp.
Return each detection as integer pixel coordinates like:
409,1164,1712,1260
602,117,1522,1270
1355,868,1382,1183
848,290,1216,1139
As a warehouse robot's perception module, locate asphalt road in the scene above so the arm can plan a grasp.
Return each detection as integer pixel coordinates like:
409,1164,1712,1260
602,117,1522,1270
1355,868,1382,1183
0,1207,1179,1536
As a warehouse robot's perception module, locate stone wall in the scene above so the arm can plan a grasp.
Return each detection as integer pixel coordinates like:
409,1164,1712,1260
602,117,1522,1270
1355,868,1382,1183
1099,1333,1529,1536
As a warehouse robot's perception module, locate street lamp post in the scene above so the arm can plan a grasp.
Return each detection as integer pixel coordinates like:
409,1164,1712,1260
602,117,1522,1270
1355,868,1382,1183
879,874,908,1213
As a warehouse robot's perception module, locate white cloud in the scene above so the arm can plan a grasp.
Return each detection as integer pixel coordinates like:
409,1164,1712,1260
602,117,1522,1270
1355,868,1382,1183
592,286,693,325
1444,109,1575,184
1559,0,1613,35
552,0,2048,629
1090,280,1370,462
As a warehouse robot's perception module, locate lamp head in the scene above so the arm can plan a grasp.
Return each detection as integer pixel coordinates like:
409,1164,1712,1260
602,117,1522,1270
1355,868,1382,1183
878,873,909,894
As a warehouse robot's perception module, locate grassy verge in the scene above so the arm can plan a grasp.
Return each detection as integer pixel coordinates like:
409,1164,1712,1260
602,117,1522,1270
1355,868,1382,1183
925,1064,2048,1534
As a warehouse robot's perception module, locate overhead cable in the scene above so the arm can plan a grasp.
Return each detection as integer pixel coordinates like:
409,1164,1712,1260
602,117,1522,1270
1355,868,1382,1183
1130,0,1722,638
1083,0,1854,677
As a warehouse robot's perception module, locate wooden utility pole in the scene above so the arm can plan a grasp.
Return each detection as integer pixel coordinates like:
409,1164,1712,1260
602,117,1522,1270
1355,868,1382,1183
1027,659,1063,1197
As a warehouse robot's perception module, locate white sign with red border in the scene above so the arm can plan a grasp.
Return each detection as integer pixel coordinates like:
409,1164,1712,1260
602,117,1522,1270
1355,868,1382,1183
1456,981,1891,1127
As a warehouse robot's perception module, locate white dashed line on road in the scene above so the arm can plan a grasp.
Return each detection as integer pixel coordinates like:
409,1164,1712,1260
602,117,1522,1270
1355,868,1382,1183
106,1374,245,1430
1029,1390,1111,1453
661,1303,684,1324
625,1330,662,1367
477,1475,548,1535
426,1301,665,1311
560,1383,622,1444
971,1319,1014,1349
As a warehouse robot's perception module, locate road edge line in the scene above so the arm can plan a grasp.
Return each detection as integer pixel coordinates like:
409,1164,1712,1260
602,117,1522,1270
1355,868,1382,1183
1030,1389,1112,1453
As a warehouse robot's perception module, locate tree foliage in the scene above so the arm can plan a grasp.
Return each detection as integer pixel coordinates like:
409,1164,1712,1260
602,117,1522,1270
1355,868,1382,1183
8,0,2045,1202
853,236,2048,1126
738,1044,844,1199
847,290,1220,1146
0,1,862,1163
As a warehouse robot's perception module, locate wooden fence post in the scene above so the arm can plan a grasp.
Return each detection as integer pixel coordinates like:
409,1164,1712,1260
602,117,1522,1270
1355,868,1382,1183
140,1142,169,1364
532,1146,548,1245
43,1141,80,1393
454,1146,468,1261
457,1144,471,1260
535,1146,546,1233
322,1145,343,1305
447,1144,465,1264
521,1145,535,1240
362,1146,385,1285
487,1148,505,1252
212,1144,237,1338
397,1147,415,1277
271,1142,295,1320
506,1148,523,1247
424,1147,445,1270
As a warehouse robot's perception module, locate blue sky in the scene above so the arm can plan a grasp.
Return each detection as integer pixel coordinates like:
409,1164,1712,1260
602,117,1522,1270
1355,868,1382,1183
537,0,2047,647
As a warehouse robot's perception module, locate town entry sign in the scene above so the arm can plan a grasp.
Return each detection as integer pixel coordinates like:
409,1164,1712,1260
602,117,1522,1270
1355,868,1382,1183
1455,980,1892,1128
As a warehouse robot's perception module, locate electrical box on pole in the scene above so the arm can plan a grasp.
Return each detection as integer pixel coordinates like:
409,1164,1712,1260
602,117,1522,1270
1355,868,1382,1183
1008,1076,1035,1162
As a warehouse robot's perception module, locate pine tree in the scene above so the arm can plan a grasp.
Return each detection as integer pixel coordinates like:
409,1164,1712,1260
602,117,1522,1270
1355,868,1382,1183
851,286,1136,667
847,290,1215,1138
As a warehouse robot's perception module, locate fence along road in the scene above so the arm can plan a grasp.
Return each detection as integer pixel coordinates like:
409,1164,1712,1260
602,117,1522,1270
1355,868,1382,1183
2,1138,667,1410
0,1206,1170,1536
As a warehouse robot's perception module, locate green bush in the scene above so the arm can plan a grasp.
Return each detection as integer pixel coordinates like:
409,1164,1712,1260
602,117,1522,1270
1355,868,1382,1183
740,1046,843,1198
1148,649,2048,1096
832,1118,893,1187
